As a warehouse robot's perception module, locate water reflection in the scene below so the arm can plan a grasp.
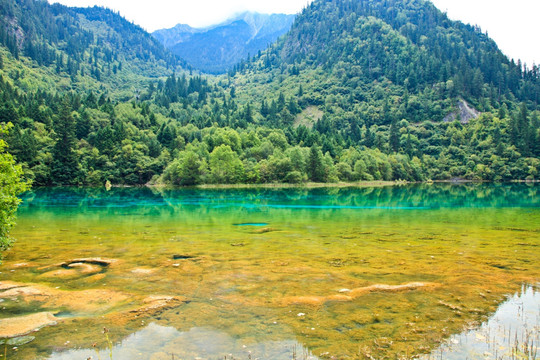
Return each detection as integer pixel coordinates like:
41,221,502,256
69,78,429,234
48,324,317,360
4,184,538,359
422,285,539,360
19,183,540,212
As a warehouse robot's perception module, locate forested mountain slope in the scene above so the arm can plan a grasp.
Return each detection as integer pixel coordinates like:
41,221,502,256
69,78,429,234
0,0,183,98
0,0,538,187
234,0,539,119
228,0,539,179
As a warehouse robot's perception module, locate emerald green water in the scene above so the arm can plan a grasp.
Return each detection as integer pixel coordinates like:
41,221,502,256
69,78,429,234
0,184,539,359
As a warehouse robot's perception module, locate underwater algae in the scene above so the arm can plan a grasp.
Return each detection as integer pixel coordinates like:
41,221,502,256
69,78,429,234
0,184,538,359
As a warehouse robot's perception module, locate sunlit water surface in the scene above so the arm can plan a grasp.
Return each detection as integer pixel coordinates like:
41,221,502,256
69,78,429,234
422,285,539,360
0,184,538,359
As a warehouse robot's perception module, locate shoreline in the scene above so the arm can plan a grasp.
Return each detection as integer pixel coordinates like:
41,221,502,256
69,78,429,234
190,181,398,189
25,179,539,190
149,179,538,189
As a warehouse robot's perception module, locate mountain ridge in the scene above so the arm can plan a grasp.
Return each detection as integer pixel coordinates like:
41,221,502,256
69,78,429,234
152,11,296,74
0,0,184,98
0,0,538,189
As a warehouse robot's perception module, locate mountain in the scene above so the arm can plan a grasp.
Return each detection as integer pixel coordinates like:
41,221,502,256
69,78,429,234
229,0,539,173
0,0,183,99
152,24,199,49
153,12,296,74
0,0,538,189
234,0,539,114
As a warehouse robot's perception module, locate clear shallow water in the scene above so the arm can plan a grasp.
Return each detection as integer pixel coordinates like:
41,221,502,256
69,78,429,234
0,183,539,359
48,324,318,360
422,285,540,360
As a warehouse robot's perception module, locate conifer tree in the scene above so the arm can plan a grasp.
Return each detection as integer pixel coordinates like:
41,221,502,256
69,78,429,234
51,97,79,185
308,145,325,182
389,119,400,153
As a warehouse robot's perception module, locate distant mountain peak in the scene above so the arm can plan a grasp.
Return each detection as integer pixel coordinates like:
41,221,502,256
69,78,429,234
152,12,296,74
169,23,196,32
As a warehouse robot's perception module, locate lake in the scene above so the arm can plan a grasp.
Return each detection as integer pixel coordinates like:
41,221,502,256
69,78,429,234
0,184,539,359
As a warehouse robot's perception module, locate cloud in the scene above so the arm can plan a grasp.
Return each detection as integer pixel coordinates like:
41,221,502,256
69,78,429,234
51,0,312,30
51,0,538,65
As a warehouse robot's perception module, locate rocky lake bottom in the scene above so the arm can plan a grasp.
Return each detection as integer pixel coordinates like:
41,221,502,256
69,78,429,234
0,184,538,359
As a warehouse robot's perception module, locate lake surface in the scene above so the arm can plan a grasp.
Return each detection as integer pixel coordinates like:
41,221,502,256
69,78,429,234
0,184,539,359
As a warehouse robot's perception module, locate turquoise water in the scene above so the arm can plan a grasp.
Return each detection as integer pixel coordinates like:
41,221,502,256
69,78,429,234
17,183,539,210
0,183,539,359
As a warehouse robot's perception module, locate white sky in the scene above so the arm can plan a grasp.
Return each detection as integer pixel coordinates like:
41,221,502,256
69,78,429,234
50,0,539,66
50,0,312,29
430,0,539,66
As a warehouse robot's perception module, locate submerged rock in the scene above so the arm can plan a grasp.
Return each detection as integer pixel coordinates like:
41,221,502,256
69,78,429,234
0,281,189,338
135,295,187,315
108,295,188,325
62,258,118,267
0,285,43,297
0,335,35,346
0,283,22,291
281,282,439,306
10,262,33,268
67,262,102,274
84,273,107,282
38,268,79,279
252,227,277,234
131,268,156,275
0,281,129,313
0,312,57,338
37,258,115,279
38,262,102,279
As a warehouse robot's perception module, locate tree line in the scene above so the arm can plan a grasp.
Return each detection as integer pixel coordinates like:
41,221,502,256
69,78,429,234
1,72,538,186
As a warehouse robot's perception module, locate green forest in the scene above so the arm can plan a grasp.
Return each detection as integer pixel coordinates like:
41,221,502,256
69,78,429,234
0,0,539,187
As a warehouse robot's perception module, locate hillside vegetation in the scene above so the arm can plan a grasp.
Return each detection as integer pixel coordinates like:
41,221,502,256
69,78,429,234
0,0,538,187
0,0,182,98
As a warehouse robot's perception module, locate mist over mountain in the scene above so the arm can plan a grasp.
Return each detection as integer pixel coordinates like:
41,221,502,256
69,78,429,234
153,12,296,74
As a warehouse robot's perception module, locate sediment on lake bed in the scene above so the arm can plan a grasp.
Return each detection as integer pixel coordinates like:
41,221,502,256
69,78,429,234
0,312,58,338
279,282,440,306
